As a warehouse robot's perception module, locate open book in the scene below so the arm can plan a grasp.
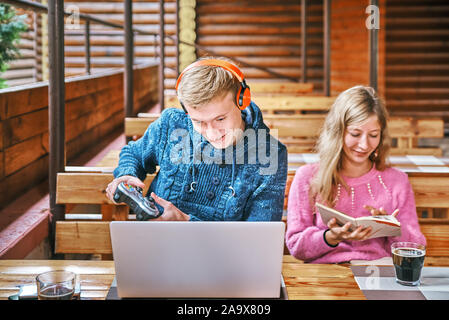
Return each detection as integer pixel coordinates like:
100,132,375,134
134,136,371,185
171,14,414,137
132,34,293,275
316,202,401,239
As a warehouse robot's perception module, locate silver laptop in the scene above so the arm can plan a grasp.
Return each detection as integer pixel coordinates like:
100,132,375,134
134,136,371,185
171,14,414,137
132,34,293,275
110,221,285,298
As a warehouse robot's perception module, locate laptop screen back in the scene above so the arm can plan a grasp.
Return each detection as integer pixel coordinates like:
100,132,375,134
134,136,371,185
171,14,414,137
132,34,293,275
110,221,285,298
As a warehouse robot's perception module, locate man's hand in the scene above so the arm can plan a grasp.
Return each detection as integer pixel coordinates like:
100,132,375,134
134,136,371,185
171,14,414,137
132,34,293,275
151,192,190,221
105,175,146,203
325,218,372,246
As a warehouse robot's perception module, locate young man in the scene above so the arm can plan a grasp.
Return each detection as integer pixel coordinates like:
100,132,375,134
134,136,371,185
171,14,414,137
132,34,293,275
106,57,288,221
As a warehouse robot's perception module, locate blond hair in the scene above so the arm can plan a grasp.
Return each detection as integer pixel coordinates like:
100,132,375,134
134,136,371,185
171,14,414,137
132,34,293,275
311,85,391,206
176,56,241,108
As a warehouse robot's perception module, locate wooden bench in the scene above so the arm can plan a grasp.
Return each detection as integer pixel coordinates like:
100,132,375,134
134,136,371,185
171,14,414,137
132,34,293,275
254,96,335,114
164,95,334,114
56,172,155,222
125,113,160,137
55,221,112,255
264,115,444,156
164,82,315,108
246,82,314,95
55,171,155,258
125,114,444,156
55,170,449,265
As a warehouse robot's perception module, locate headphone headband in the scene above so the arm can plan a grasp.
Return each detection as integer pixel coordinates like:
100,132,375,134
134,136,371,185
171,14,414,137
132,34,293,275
175,58,251,111
175,59,245,91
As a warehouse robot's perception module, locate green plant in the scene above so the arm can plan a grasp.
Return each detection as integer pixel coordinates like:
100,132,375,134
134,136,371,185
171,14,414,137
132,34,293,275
0,4,28,89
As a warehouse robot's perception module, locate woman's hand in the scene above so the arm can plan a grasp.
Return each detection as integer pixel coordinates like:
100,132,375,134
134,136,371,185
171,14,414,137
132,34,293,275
325,218,372,246
363,205,399,217
106,175,146,203
151,192,190,221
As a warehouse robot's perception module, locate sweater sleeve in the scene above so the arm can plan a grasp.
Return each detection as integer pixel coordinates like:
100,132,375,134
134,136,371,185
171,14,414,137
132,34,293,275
385,171,427,250
113,110,167,181
243,144,288,221
285,165,337,261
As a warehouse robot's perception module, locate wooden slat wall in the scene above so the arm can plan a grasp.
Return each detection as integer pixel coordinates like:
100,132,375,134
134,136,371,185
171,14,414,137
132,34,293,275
0,7,39,87
195,0,324,92
330,0,386,98
385,0,449,115
0,63,158,209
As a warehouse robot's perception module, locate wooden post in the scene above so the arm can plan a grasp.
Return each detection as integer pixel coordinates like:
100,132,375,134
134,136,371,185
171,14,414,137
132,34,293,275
84,20,91,75
301,0,307,83
48,0,66,256
159,0,165,110
323,0,330,96
124,0,134,117
175,0,180,77
369,0,379,91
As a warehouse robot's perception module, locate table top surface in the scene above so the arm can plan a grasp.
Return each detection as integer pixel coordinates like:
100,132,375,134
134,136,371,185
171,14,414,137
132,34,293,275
0,256,365,300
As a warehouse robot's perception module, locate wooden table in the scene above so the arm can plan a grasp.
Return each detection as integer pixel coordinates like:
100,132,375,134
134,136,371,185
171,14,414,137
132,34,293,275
0,256,365,300
282,255,365,300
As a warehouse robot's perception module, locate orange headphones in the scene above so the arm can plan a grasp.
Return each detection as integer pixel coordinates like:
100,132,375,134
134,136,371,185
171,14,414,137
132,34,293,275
175,59,251,113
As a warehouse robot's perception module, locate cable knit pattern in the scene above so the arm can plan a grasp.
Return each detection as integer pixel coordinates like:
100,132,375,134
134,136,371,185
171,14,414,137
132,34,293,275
286,163,426,263
113,102,288,221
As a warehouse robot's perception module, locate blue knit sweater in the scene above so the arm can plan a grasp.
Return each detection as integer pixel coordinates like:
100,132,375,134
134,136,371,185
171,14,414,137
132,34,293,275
113,102,288,221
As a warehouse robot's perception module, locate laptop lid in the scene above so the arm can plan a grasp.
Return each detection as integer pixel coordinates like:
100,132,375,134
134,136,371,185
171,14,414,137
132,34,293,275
110,221,285,298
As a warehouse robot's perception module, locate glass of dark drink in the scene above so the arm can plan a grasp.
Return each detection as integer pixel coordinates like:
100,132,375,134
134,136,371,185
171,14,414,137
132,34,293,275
391,242,426,286
36,270,76,300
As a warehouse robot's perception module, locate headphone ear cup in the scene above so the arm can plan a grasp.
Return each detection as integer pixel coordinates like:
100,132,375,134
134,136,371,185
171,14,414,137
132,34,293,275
242,87,251,109
236,86,251,110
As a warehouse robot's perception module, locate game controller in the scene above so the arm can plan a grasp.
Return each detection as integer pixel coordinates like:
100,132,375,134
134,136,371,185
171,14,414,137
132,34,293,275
113,182,160,221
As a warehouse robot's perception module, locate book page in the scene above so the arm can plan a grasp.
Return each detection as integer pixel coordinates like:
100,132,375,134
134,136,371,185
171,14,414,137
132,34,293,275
355,216,401,239
358,215,400,224
315,203,357,232
316,203,401,239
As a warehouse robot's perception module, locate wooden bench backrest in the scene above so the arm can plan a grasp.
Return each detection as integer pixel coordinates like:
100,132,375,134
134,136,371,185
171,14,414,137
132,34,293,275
164,82,314,107
164,95,334,113
420,222,449,257
255,96,335,113
125,113,160,137
248,82,314,94
408,175,449,209
55,221,111,254
56,172,155,222
56,173,155,205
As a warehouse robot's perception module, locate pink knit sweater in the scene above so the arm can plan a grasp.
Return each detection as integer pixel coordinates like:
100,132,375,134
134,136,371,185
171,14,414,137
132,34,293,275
285,163,426,263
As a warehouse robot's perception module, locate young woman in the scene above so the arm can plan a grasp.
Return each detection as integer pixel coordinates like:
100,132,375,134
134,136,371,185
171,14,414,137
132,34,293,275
285,85,426,263
106,57,288,221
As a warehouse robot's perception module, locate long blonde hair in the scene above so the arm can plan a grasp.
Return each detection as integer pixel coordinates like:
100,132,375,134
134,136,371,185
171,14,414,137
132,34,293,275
311,85,391,206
